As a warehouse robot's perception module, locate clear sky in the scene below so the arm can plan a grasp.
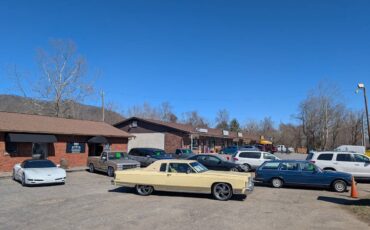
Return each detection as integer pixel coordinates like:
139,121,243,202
0,0,369,125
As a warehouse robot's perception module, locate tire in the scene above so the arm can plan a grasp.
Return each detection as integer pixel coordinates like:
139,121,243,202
21,173,26,187
271,178,283,188
212,183,233,201
107,167,115,177
136,185,154,196
89,164,95,173
230,167,239,172
243,164,251,172
12,170,16,181
332,180,347,193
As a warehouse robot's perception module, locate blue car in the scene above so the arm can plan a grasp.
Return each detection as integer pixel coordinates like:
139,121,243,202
254,160,352,192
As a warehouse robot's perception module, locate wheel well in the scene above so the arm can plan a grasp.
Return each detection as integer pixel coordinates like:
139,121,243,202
211,182,233,192
330,179,348,187
323,167,336,171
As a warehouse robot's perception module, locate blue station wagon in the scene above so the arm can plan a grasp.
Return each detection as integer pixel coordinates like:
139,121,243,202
254,160,353,192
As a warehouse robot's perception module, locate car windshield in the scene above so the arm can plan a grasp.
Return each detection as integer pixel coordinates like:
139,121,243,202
23,160,56,168
190,162,208,173
182,149,193,154
108,152,126,160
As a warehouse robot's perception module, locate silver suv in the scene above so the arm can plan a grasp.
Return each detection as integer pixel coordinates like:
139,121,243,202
306,151,370,179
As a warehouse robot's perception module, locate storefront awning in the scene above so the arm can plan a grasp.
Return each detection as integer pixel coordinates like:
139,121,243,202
6,133,57,143
88,136,108,144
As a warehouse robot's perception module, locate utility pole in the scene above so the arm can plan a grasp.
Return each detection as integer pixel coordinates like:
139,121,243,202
101,90,105,122
357,83,370,146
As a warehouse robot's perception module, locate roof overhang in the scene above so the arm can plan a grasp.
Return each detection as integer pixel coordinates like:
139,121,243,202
6,133,57,143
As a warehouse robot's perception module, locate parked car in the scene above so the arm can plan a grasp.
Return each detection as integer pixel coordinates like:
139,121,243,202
232,150,280,172
254,160,352,192
277,145,287,152
306,151,370,179
173,149,195,159
254,144,278,154
87,151,140,177
13,159,66,186
188,154,248,172
219,146,259,160
113,159,254,201
128,148,172,167
335,145,365,154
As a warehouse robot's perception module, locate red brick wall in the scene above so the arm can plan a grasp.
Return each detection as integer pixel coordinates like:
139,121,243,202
164,132,183,153
0,133,128,172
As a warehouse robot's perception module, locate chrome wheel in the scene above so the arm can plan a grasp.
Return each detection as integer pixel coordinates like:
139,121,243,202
333,180,346,193
107,167,115,177
213,183,232,201
243,164,251,172
89,164,95,173
136,185,153,196
21,174,26,187
271,178,283,188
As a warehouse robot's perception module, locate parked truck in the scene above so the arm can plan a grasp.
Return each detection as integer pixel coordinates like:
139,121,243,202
87,151,140,177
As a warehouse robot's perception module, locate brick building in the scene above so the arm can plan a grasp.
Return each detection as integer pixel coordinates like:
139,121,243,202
115,117,256,153
0,112,133,172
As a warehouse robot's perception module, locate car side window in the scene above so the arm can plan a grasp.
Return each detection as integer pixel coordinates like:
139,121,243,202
262,162,280,170
317,154,333,161
336,154,353,162
280,162,299,171
129,149,137,156
208,156,221,164
240,152,261,159
175,149,180,154
263,153,276,160
354,154,370,163
299,163,315,172
159,163,167,172
168,163,194,173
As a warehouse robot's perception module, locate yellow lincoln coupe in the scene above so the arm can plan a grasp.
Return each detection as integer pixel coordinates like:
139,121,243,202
113,159,254,201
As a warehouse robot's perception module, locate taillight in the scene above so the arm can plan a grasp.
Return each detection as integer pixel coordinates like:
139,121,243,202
233,157,238,161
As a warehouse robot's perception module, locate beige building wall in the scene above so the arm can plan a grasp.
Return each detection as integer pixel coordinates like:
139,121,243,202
128,133,165,151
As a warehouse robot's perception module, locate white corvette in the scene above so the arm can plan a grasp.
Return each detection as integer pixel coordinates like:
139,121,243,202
13,159,66,186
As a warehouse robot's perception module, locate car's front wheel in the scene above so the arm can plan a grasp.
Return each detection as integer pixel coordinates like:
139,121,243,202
12,170,16,181
136,185,154,196
243,164,251,172
21,173,26,187
107,167,115,177
212,183,233,201
271,178,283,188
332,180,347,193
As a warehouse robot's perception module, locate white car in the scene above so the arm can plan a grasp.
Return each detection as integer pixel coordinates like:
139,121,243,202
13,159,66,186
233,151,280,171
307,151,370,179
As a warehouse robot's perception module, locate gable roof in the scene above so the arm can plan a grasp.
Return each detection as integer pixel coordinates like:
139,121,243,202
0,112,132,138
115,117,255,140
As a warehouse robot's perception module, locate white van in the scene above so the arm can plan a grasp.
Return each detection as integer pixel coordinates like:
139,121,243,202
307,151,370,178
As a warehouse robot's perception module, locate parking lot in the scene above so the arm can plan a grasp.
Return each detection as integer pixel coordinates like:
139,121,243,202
1,169,369,230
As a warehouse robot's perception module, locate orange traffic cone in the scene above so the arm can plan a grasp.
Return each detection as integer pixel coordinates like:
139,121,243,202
350,177,359,198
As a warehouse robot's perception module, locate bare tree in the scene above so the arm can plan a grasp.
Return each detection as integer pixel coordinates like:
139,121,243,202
182,111,209,128
34,39,93,117
159,102,178,122
215,109,229,130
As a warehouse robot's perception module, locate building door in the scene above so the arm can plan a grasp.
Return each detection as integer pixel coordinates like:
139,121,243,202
32,143,48,159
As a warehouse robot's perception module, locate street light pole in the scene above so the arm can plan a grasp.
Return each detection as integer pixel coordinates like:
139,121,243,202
357,83,370,146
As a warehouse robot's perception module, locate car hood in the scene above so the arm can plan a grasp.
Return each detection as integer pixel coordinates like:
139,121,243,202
322,170,352,178
111,159,140,165
202,170,251,179
24,167,66,177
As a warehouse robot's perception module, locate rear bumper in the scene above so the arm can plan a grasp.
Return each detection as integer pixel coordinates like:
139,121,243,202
235,182,254,195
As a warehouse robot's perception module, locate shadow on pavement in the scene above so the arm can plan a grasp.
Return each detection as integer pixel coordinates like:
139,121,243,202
317,196,370,206
108,186,247,201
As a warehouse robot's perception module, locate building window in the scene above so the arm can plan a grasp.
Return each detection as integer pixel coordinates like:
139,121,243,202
5,142,17,154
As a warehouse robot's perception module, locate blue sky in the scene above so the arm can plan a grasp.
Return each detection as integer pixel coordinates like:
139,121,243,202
0,0,369,125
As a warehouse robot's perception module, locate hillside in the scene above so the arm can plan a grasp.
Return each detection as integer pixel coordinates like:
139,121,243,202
0,94,124,124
